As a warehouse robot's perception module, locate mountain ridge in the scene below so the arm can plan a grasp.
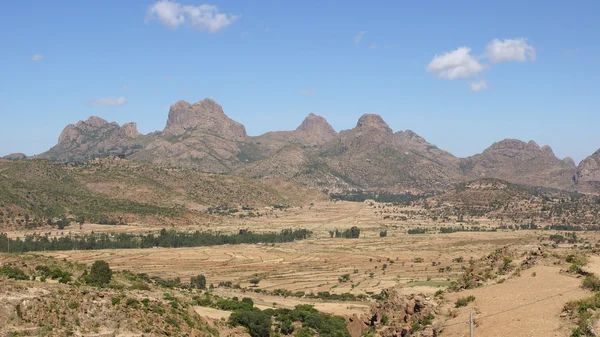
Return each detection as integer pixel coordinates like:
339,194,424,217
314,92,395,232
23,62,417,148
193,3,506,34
6,97,600,194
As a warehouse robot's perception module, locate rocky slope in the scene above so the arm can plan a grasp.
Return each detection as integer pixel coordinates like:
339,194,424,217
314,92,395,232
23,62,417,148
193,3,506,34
254,113,337,149
131,99,261,173
31,97,600,194
576,150,600,193
0,157,319,230
39,116,151,162
316,114,462,192
460,139,577,191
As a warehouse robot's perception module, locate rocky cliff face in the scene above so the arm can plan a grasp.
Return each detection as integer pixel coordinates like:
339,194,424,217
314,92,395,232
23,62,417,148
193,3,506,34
40,117,148,162
315,114,462,192
132,99,251,172
460,139,576,190
576,150,600,193
163,99,247,140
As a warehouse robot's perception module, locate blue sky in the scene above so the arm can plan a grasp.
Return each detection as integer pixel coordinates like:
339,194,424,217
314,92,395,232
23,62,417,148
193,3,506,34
1,0,599,162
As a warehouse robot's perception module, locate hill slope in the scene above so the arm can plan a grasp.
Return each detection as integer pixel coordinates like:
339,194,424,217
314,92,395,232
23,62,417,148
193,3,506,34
0,157,319,230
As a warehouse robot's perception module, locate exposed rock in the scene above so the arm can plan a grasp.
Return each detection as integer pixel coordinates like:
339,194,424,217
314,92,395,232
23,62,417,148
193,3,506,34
576,149,600,193
3,153,28,161
363,289,441,337
295,113,337,145
41,117,149,162
122,122,139,138
163,98,247,141
356,114,393,133
460,139,576,190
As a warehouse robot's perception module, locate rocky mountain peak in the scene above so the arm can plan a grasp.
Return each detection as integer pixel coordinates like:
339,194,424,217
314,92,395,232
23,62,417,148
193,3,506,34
163,98,247,141
292,113,337,146
122,122,139,138
541,145,554,156
297,114,336,134
356,114,392,133
82,116,109,128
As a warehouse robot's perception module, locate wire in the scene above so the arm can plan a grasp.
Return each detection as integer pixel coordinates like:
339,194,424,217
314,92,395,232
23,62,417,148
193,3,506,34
441,286,581,328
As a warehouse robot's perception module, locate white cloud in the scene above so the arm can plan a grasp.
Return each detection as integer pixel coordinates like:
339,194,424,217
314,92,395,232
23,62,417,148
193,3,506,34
32,54,44,61
146,1,238,32
469,80,488,92
369,43,377,50
426,47,485,80
299,89,317,96
354,31,366,45
89,96,128,107
484,38,535,63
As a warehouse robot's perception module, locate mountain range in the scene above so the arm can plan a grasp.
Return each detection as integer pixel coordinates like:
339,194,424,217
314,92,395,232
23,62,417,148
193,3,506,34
6,98,600,194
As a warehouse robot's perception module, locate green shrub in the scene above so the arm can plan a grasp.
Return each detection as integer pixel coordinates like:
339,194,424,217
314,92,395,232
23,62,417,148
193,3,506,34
230,309,272,337
125,298,139,308
0,266,28,280
455,295,476,308
583,274,600,292
190,274,207,289
295,327,315,337
87,260,112,286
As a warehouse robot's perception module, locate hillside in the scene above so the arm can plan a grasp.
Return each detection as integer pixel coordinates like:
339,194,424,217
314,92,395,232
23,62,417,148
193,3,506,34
0,157,320,230
576,149,600,194
461,139,577,191
14,97,600,194
412,178,600,226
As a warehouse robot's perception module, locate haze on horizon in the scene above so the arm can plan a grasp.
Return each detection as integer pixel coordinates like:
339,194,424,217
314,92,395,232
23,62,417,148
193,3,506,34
1,0,599,163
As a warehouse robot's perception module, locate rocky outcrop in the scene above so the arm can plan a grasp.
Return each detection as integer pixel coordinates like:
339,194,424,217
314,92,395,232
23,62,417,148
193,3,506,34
253,113,337,150
349,289,441,337
40,117,148,162
2,153,28,161
294,113,337,145
164,99,247,141
316,114,462,192
356,114,393,133
460,139,576,191
576,150,600,193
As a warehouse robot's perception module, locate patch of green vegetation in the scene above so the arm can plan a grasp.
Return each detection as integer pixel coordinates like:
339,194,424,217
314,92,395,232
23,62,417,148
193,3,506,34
454,295,476,308
0,265,29,280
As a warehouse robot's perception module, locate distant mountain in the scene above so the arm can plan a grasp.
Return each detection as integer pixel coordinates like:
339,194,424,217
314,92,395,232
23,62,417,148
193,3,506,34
31,97,600,194
38,117,151,162
460,139,577,191
315,114,462,192
130,99,254,173
254,113,337,149
576,150,600,193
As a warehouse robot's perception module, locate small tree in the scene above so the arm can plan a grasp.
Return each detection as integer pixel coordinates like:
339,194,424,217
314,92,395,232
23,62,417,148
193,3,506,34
379,230,387,237
249,278,261,287
190,274,207,289
88,260,112,286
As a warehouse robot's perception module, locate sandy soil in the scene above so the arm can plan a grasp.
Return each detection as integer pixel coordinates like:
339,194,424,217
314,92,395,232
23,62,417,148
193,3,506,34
442,265,588,337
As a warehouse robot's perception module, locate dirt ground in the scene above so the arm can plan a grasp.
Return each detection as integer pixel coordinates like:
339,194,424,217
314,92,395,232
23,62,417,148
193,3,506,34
442,265,589,337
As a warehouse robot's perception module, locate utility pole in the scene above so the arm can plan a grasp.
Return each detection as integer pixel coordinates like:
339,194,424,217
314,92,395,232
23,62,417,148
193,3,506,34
470,312,474,337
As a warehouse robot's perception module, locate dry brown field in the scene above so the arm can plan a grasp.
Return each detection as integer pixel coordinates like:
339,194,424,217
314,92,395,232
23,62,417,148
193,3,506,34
6,200,600,336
